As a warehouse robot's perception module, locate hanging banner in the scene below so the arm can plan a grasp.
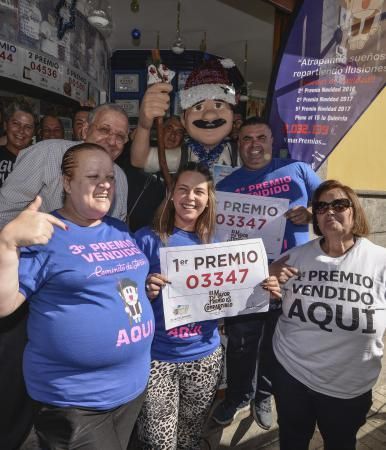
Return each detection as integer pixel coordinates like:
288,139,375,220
215,191,289,260
160,239,270,330
268,0,386,170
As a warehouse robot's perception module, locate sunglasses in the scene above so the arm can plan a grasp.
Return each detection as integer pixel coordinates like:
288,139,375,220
313,198,352,215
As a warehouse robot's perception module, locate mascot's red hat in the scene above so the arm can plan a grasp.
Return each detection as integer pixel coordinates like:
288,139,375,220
179,58,236,110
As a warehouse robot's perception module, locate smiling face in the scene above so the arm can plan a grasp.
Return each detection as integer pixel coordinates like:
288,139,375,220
315,188,354,239
40,116,64,140
82,108,129,161
182,99,233,148
63,149,115,226
238,124,273,170
172,171,209,231
73,110,89,141
163,117,184,149
5,111,35,155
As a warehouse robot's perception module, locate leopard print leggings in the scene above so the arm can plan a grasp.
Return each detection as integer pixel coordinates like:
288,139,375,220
136,346,223,450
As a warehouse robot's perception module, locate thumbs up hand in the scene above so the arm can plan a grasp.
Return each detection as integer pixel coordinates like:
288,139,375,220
0,196,68,249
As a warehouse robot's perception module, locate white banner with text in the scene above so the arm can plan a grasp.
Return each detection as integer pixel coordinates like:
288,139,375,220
160,239,270,330
215,191,289,260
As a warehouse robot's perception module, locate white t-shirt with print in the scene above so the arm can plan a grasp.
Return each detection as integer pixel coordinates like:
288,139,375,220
273,237,386,399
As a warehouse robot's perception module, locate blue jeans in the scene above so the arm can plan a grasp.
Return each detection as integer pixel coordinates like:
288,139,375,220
223,309,280,407
271,353,372,450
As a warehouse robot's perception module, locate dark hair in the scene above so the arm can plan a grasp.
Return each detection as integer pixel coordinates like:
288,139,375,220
72,106,93,122
117,278,138,291
312,180,370,237
153,162,216,244
4,99,37,127
240,116,272,132
61,142,110,178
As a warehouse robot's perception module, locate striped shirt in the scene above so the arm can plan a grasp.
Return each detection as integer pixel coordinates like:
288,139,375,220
0,139,128,229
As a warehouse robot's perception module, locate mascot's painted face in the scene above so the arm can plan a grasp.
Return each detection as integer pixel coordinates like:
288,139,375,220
122,285,138,306
182,99,233,148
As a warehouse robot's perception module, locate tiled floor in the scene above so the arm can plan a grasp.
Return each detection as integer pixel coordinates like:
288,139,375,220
203,337,386,449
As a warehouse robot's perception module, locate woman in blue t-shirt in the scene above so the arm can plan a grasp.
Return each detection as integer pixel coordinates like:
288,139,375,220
135,162,280,450
0,143,154,449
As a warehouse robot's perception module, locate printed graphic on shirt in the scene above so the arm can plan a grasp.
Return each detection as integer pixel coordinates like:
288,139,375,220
235,175,292,196
284,268,383,334
117,278,143,324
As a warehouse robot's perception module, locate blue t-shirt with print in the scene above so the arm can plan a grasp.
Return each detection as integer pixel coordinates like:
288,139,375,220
134,227,220,363
19,213,154,410
216,158,320,252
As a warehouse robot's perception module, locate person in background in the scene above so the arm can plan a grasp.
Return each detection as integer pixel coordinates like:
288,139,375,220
271,179,386,450
0,100,36,188
116,117,184,233
39,114,64,141
134,162,281,449
142,115,185,174
0,103,128,228
72,106,93,141
230,111,243,143
0,143,154,449
212,117,320,430
0,103,129,450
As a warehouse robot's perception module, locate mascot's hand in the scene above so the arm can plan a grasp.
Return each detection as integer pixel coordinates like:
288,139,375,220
138,83,173,130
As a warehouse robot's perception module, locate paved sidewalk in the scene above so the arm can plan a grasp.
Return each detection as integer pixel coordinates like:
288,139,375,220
202,337,386,449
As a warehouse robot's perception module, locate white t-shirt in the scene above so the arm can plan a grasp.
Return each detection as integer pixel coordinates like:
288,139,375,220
273,237,386,399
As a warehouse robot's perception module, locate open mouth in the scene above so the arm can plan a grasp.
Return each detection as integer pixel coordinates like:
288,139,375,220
192,119,226,129
181,203,196,210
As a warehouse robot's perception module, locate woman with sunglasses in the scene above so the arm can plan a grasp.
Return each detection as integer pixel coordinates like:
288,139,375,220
270,179,386,450
134,162,281,449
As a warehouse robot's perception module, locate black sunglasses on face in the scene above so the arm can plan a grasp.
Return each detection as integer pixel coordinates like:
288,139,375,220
313,198,352,215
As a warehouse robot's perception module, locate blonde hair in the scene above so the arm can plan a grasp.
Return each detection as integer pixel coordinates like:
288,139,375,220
153,162,216,244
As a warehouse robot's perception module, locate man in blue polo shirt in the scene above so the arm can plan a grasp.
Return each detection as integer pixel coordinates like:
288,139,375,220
213,117,320,429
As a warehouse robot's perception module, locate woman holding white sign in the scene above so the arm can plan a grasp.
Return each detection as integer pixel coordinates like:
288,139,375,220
271,180,386,450
135,162,280,449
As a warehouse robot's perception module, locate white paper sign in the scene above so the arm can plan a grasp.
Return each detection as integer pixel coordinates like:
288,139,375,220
0,39,19,79
160,239,269,330
213,164,239,185
21,48,63,93
215,191,289,260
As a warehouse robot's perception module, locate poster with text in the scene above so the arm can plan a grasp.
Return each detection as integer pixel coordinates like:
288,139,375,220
215,191,289,260
268,0,386,170
21,47,63,93
160,239,269,330
0,39,20,79
63,66,89,103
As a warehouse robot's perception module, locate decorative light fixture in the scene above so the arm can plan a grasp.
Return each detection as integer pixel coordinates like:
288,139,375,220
240,40,249,102
171,1,185,55
199,31,207,53
86,0,112,29
130,0,139,13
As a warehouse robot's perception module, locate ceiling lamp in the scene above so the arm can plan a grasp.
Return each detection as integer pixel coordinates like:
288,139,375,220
240,40,249,102
199,31,207,53
130,0,140,13
171,1,185,55
87,0,112,29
